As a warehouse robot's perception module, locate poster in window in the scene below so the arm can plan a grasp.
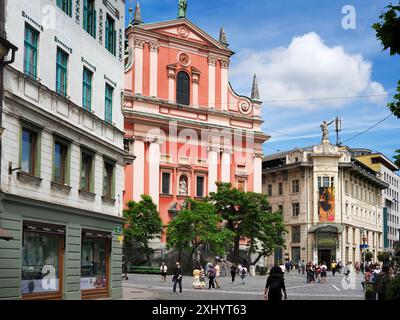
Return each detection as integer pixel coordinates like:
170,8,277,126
318,187,335,222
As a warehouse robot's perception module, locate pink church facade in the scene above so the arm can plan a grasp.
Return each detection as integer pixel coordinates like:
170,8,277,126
123,8,269,242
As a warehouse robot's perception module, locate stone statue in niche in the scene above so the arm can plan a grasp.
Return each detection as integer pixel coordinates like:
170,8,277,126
179,176,188,195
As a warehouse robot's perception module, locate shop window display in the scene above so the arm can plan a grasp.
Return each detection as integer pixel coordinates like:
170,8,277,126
80,238,107,290
21,231,62,295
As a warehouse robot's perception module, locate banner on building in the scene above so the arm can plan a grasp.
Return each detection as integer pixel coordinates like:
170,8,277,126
318,187,335,222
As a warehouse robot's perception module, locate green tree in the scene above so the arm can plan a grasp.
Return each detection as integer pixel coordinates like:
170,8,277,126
385,276,400,300
123,195,163,265
242,192,286,265
365,250,373,262
377,251,391,264
373,2,400,118
207,182,246,261
166,198,234,267
394,149,400,168
207,182,286,265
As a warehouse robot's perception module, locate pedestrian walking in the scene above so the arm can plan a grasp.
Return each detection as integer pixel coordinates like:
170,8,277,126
375,265,390,301
355,261,360,275
172,261,182,294
331,260,336,276
264,266,287,301
214,263,221,289
221,259,227,277
320,262,327,283
160,262,168,282
199,267,206,288
207,264,216,289
285,260,291,274
231,263,237,284
344,262,351,284
315,264,321,283
301,260,305,274
237,263,243,276
309,263,315,283
240,266,248,284
297,260,301,274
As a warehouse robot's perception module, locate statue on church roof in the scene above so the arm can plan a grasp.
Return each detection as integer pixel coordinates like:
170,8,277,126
320,120,334,142
178,0,187,19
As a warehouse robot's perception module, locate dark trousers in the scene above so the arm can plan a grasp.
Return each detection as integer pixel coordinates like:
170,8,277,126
231,272,236,283
173,278,182,293
332,268,336,276
209,276,215,288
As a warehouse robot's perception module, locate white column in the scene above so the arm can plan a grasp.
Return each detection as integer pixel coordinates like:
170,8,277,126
149,42,159,97
148,141,160,206
208,147,219,193
167,66,176,103
208,57,216,109
133,139,145,202
192,72,200,107
253,154,262,193
134,39,145,95
221,150,231,183
220,59,229,111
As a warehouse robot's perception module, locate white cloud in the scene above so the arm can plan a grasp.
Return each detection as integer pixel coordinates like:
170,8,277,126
230,32,387,109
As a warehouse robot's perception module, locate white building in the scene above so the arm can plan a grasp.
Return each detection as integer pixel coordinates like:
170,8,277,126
262,139,387,268
0,0,127,300
354,150,400,252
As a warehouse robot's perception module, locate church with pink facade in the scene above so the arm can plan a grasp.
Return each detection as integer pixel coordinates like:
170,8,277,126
123,3,269,242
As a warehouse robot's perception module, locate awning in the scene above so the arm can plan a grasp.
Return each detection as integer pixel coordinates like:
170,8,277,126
308,223,344,234
0,228,13,241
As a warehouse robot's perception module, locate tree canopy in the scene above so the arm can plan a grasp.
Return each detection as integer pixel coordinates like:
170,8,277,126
166,198,234,264
373,2,400,164
123,195,163,264
207,182,286,265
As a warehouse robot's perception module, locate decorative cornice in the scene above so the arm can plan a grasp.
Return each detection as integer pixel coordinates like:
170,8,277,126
254,152,264,159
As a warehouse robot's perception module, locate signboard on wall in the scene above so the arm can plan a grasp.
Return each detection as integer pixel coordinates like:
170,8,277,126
318,187,335,222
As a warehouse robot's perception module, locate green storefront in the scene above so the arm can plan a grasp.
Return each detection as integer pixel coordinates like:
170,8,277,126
0,192,124,300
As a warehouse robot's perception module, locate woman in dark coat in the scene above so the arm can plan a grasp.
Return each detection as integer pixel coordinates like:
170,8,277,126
264,266,287,301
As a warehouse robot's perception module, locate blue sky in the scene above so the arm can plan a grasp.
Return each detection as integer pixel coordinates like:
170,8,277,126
124,0,400,164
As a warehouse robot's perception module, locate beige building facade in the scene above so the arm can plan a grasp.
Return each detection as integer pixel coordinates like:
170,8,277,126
262,140,388,268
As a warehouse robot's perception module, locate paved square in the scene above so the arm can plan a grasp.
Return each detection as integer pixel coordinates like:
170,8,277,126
122,271,365,300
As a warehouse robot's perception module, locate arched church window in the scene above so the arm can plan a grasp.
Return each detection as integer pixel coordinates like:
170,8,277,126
179,175,188,195
176,71,190,105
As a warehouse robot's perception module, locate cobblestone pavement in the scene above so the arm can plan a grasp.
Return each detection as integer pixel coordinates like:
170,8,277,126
122,271,365,300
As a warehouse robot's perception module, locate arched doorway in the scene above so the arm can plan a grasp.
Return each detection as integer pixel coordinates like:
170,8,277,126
309,224,343,269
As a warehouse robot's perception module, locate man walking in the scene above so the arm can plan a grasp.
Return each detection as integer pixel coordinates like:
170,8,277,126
231,263,237,284
301,260,305,274
264,266,288,301
172,261,182,294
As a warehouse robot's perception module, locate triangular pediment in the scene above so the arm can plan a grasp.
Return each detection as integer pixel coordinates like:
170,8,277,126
136,19,233,53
